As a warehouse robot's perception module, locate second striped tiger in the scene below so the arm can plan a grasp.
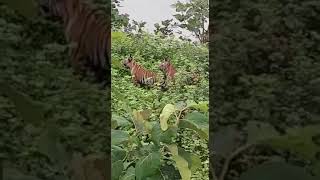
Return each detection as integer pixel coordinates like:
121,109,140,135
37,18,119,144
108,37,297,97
159,58,176,85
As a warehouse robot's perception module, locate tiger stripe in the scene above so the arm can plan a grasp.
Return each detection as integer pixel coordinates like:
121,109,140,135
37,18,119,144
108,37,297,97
38,0,110,84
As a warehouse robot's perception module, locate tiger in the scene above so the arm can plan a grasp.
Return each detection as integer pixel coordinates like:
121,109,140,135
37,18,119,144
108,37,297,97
123,55,165,88
158,58,176,85
38,0,111,85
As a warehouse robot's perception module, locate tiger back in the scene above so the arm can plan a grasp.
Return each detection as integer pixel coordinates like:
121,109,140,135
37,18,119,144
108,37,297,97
38,0,111,84
123,56,164,87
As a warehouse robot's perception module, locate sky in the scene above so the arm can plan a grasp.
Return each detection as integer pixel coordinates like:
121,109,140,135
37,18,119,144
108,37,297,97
117,0,194,39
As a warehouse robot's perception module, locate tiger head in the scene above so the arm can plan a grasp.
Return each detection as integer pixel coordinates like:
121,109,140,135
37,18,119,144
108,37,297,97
159,58,171,71
123,55,134,69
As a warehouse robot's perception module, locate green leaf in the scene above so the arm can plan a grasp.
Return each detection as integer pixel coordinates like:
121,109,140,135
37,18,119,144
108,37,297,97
212,125,240,158
111,145,126,163
112,114,131,128
135,152,161,180
151,123,178,146
239,162,317,180
177,147,201,173
112,160,124,180
180,112,208,139
132,109,152,133
121,166,135,180
187,101,208,112
167,144,191,180
111,130,129,145
159,104,176,131
247,121,280,144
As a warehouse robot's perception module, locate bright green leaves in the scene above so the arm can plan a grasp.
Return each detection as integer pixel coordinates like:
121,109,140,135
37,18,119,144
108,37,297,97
135,152,161,180
168,144,191,180
159,104,176,131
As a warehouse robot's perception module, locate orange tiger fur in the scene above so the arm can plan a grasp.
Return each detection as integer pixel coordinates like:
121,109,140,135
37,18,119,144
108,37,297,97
123,55,164,87
39,0,110,84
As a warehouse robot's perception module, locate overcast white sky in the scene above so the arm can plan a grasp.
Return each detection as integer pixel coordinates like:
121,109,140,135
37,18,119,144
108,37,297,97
117,0,194,39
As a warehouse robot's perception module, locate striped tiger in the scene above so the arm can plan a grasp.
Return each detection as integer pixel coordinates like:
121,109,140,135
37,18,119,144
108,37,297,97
159,58,176,85
123,55,165,88
38,0,110,84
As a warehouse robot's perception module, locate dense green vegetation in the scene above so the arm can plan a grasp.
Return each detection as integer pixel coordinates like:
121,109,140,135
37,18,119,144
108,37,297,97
211,0,320,179
111,31,209,179
0,2,109,180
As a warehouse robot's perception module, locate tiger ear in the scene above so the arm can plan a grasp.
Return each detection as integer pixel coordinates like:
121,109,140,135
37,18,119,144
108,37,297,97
128,54,132,62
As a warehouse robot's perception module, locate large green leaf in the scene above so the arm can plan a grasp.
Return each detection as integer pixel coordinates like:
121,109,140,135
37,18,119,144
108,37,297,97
112,160,124,180
167,144,191,180
135,152,161,180
120,166,135,180
179,112,208,140
239,162,317,180
151,123,177,146
177,147,201,173
132,109,152,133
111,130,129,145
112,114,131,128
111,145,126,163
247,121,280,144
159,104,176,131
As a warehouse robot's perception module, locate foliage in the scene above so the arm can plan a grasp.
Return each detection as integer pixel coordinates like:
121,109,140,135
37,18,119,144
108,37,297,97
111,31,209,179
211,0,320,179
172,0,209,43
154,19,176,38
0,3,109,180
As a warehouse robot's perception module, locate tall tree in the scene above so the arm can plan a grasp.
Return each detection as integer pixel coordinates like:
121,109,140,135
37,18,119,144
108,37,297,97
154,19,175,38
172,0,209,43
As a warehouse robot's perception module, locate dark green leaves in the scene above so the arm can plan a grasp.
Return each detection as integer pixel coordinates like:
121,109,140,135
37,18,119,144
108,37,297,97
135,152,161,180
239,162,318,180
